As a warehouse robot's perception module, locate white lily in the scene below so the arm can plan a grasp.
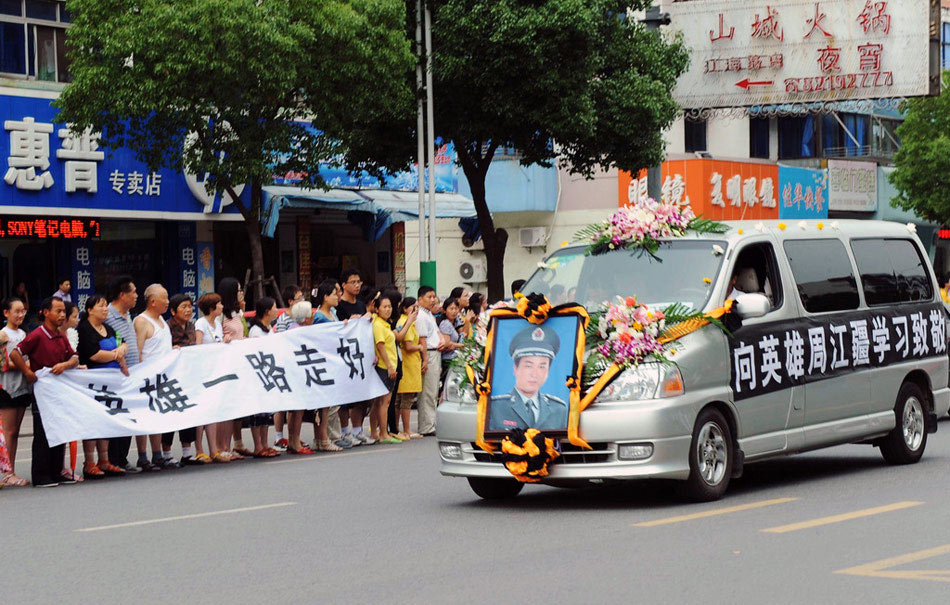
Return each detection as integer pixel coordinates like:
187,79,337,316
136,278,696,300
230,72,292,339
907,222,917,234
755,222,766,232
536,261,549,270
830,221,840,230
798,220,808,230
711,244,724,256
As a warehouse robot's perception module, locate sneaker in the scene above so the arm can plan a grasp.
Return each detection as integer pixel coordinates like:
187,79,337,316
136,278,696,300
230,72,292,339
344,433,361,447
355,432,376,446
160,458,181,470
273,438,289,452
34,481,59,488
334,439,353,449
120,463,143,474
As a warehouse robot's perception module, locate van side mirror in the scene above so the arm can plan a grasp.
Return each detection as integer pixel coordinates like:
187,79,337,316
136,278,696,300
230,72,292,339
734,293,772,320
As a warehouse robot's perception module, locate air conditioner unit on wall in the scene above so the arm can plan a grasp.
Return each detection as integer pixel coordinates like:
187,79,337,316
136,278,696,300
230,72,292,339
519,227,547,247
458,258,487,283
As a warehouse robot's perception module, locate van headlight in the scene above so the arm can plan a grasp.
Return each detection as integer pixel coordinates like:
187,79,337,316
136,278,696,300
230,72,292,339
595,364,685,403
442,368,476,404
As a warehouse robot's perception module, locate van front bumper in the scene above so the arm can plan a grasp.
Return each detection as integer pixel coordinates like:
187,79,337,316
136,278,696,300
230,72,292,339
436,400,695,482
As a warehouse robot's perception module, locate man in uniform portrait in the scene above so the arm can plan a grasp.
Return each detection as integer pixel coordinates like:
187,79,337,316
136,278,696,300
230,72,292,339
489,324,568,431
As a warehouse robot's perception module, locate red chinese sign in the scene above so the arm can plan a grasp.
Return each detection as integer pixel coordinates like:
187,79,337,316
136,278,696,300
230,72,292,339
0,217,101,239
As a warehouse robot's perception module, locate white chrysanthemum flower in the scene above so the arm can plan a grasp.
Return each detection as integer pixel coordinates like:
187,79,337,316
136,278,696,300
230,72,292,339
798,221,808,230
712,244,724,256
907,223,917,234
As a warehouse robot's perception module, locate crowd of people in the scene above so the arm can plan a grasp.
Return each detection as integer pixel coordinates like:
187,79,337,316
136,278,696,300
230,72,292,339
0,269,515,489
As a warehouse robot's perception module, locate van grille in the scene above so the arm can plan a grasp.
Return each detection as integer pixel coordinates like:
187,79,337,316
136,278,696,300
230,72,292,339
470,442,612,464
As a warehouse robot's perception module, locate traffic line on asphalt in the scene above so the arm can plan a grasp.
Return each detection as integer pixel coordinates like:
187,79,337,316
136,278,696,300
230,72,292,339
761,501,923,534
835,544,950,583
265,447,399,465
75,502,297,532
632,497,799,528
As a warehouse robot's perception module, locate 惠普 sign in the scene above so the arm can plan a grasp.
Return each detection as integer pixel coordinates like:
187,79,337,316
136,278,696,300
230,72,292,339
669,0,939,109
828,159,877,212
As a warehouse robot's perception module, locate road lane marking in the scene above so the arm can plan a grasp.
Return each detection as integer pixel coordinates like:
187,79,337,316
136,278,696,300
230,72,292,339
75,502,297,532
761,501,923,534
632,497,799,527
265,447,398,465
835,544,950,583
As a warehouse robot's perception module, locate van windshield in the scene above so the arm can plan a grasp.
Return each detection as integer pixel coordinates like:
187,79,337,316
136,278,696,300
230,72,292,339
521,240,727,311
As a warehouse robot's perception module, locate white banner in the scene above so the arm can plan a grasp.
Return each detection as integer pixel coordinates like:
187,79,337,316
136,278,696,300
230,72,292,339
34,319,387,446
669,0,937,109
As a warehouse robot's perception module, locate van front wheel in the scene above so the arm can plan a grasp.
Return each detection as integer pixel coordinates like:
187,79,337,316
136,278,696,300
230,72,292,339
880,382,928,465
467,477,524,500
677,408,733,502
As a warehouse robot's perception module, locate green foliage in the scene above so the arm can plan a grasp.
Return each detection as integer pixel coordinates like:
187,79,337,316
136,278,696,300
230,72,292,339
890,70,950,223
431,0,689,175
55,0,414,204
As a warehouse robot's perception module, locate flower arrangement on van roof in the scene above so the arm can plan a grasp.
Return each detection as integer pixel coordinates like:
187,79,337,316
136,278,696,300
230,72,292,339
574,197,728,256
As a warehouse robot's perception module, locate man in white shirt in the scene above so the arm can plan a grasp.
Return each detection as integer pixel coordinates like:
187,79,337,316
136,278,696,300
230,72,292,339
415,286,442,436
132,284,176,470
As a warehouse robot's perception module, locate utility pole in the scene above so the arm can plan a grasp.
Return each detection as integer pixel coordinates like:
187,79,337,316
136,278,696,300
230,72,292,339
423,0,437,291
642,5,671,202
415,0,427,270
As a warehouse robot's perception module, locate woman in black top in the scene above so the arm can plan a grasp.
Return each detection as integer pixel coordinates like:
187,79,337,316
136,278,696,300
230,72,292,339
76,295,129,479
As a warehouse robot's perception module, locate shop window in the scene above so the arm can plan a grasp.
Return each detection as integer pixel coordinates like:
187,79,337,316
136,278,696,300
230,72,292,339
822,113,869,157
783,239,860,313
872,118,901,158
749,116,769,159
777,116,816,159
684,119,707,153
0,0,70,82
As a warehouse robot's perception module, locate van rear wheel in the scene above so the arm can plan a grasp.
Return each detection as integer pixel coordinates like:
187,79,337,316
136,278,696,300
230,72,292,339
880,382,928,465
467,477,524,500
677,408,733,502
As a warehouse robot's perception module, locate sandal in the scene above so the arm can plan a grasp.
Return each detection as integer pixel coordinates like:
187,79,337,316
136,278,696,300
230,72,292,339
409,433,424,439
233,446,254,457
252,449,279,458
318,440,343,452
263,447,281,457
212,452,231,463
393,433,410,441
83,462,106,480
60,469,83,484
0,473,30,487
98,462,126,476
287,445,315,455
194,453,212,464
229,450,245,460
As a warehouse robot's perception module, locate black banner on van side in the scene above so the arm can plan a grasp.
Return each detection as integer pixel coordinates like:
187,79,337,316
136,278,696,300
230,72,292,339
728,303,947,401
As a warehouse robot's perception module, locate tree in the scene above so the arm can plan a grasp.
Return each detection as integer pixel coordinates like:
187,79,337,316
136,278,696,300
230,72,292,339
55,0,414,299
890,71,950,224
430,0,688,301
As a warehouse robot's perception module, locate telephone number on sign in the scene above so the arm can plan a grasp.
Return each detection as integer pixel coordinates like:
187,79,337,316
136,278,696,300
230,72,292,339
784,71,894,94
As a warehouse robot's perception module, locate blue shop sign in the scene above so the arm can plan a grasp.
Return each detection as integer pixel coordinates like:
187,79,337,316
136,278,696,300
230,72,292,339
778,165,829,220
0,93,244,217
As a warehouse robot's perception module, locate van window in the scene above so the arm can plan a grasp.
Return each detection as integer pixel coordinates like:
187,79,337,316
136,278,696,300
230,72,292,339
728,242,783,309
850,238,933,305
783,239,860,313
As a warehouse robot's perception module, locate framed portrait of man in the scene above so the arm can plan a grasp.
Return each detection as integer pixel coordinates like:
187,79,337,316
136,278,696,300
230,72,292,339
486,315,581,436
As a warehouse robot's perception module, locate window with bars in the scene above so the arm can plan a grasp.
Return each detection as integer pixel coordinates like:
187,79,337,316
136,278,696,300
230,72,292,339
0,0,71,83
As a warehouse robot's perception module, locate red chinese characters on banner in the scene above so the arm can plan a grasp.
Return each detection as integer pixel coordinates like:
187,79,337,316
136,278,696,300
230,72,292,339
857,1,890,35
618,160,780,222
752,7,784,41
858,43,883,71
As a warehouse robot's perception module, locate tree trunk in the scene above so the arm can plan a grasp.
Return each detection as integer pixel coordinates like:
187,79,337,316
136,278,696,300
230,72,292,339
227,181,266,302
460,159,507,302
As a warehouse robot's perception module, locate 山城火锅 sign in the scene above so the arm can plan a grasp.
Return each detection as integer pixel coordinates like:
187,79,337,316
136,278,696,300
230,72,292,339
669,0,939,109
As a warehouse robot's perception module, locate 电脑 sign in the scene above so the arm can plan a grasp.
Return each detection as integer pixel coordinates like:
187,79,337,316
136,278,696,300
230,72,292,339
669,0,939,109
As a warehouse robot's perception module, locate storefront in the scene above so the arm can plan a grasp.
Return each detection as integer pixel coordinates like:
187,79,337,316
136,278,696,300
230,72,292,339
0,89,244,314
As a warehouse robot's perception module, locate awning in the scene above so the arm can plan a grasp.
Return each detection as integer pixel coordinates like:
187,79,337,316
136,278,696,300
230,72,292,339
261,186,476,240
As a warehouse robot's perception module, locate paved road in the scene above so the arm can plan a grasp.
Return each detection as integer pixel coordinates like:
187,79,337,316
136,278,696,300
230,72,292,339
4,419,950,603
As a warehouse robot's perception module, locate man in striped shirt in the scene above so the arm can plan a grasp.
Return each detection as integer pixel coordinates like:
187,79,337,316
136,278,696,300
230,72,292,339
105,275,144,473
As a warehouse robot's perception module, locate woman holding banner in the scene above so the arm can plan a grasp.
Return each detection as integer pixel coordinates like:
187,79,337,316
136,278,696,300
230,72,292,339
219,278,252,461
76,295,130,479
311,281,345,452
246,297,280,458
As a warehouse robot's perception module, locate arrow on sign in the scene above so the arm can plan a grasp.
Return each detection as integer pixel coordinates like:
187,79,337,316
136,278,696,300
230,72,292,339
735,79,774,89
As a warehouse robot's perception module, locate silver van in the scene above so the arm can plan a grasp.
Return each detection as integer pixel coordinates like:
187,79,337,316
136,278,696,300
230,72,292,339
437,220,950,501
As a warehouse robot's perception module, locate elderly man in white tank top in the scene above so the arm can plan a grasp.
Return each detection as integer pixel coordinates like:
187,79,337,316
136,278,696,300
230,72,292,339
133,284,176,470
